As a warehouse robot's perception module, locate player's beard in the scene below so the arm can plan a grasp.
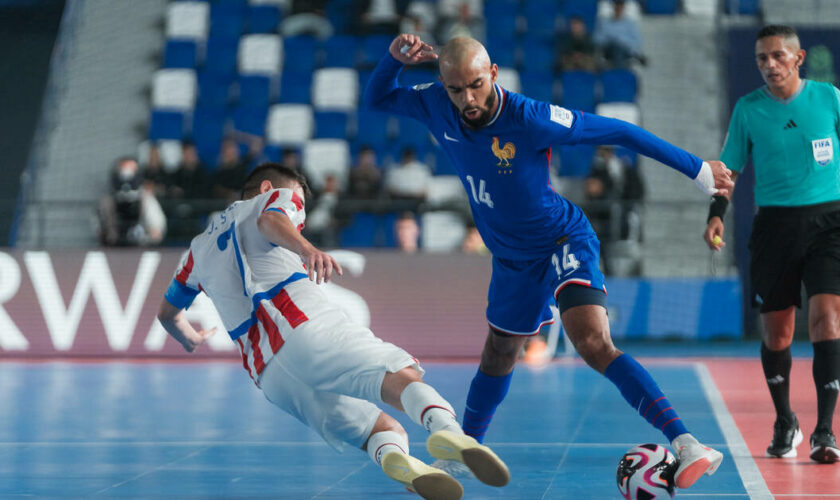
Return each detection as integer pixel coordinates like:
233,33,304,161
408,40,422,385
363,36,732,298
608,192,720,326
461,87,498,129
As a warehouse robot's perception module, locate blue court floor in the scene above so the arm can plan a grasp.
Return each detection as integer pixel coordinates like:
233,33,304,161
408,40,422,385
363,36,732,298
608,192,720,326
0,361,750,498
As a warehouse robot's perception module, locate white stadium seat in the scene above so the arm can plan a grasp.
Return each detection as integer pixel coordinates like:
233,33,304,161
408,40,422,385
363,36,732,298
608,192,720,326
596,102,641,126
496,68,521,94
152,69,197,110
250,0,290,6
158,140,183,171
238,34,283,75
426,176,467,207
421,211,467,252
302,139,351,191
311,68,359,111
597,0,642,21
266,104,314,146
683,0,718,16
166,2,209,40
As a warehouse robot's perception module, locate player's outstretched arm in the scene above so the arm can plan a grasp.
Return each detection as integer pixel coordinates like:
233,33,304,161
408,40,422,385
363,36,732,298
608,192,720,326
257,210,343,284
157,299,216,353
703,171,739,251
388,33,437,65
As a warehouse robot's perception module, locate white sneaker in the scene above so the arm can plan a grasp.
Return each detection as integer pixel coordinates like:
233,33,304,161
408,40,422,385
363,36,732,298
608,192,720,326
381,452,463,500
671,434,724,489
430,459,476,480
426,430,510,487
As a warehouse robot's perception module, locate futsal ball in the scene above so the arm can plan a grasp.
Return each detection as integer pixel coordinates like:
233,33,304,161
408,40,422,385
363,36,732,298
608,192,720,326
616,443,677,499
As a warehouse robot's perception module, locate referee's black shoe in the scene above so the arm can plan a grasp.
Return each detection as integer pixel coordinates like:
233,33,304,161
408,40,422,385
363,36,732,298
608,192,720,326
809,428,840,463
766,414,803,458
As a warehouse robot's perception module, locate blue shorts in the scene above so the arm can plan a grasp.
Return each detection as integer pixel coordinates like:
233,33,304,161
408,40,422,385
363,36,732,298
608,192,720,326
486,236,606,335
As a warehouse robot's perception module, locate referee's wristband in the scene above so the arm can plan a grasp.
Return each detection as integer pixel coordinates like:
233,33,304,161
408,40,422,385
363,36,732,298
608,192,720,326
707,195,729,222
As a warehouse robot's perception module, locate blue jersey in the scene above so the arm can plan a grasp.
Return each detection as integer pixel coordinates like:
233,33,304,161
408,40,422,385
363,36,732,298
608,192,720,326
365,54,702,260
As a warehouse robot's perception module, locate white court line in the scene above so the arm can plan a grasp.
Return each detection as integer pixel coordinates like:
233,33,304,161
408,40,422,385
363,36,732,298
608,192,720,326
695,362,773,500
94,446,209,495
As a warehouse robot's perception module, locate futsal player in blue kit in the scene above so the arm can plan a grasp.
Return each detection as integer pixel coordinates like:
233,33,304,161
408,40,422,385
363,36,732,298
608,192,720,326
365,34,733,490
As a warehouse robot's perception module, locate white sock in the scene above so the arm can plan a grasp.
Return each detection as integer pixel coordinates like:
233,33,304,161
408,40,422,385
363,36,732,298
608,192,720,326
367,430,409,467
400,382,461,434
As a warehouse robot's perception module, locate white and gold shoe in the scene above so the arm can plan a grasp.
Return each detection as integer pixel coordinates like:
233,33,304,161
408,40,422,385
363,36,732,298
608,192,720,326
380,451,463,500
426,430,510,487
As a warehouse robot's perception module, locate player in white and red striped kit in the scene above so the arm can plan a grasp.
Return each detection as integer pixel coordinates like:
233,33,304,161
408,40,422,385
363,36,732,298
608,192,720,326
156,163,508,499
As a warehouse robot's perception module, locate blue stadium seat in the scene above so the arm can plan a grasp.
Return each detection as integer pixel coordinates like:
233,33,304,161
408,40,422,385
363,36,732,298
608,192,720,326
279,70,312,103
204,37,238,77
600,68,637,103
399,69,437,88
358,69,372,94
520,37,555,73
483,1,519,40
434,148,458,176
149,110,185,140
197,71,232,108
163,39,199,68
396,117,431,155
230,105,268,136
559,144,595,177
564,0,598,32
283,36,318,74
561,71,597,112
192,107,227,167
262,144,282,162
356,110,391,151
314,111,349,139
360,35,393,68
520,72,555,103
247,4,281,34
524,0,559,40
237,74,273,108
725,0,760,14
644,0,678,14
209,2,245,41
323,35,359,68
486,35,517,68
340,213,380,247
326,0,354,35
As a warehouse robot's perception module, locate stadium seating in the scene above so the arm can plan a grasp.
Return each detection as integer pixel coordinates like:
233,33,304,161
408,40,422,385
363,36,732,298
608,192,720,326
192,107,226,167
237,34,282,74
426,176,467,207
236,74,273,108
521,72,556,103
246,3,282,34
314,111,349,139
266,104,314,146
323,35,359,68
496,67,521,93
339,212,399,248
485,35,517,68
565,0,599,32
421,211,467,252
560,71,597,112
204,37,238,77
283,35,318,74
302,138,351,191
209,1,245,41
596,102,641,126
360,35,393,68
230,105,267,136
520,36,556,73
166,1,209,40
524,0,560,40
279,70,312,103
163,39,199,69
396,117,432,156
724,0,760,14
355,110,392,152
152,69,197,110
312,68,359,111
483,0,519,40
644,0,679,14
196,70,231,108
149,110,186,140
600,68,637,102
597,0,643,21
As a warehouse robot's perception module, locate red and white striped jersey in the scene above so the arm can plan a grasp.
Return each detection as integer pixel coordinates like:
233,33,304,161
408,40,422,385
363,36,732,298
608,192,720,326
165,187,310,380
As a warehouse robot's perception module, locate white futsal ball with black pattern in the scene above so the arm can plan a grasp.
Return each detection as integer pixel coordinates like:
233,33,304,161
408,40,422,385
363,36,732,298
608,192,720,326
616,443,677,499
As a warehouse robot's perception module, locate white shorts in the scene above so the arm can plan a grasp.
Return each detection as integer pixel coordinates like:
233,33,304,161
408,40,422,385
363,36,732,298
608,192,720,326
257,280,422,450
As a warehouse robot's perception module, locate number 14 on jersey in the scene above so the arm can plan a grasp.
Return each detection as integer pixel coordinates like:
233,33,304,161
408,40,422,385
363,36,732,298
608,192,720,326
466,175,494,208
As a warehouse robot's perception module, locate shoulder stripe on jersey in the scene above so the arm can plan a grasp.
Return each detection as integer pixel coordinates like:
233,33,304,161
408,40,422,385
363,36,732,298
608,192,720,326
263,190,280,211
175,251,194,285
486,84,506,127
228,272,308,339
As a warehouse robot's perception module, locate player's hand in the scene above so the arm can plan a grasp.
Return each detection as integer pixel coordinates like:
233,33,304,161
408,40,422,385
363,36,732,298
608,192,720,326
708,160,734,197
182,326,217,353
389,34,437,65
703,217,725,251
301,245,343,284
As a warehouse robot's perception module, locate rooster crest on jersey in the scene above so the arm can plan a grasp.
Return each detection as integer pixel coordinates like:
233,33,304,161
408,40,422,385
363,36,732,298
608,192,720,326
616,443,677,500
491,137,516,169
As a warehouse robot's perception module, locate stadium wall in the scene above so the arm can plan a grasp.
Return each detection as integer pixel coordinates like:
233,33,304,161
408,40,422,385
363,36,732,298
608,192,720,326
0,249,741,359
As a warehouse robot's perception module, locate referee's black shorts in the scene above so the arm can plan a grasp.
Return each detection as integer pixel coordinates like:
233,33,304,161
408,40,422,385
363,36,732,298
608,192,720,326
749,200,840,312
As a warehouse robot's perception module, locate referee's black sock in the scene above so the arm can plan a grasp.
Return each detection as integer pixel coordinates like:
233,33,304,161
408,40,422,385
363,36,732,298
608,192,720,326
761,342,794,423
812,339,840,432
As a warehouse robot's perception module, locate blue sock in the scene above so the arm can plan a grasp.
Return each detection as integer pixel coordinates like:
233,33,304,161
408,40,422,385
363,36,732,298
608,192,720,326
604,354,689,442
462,369,513,443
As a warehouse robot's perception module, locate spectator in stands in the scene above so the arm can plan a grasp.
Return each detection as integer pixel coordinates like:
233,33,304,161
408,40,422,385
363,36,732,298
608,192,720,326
437,0,485,44
399,1,437,46
212,137,250,205
280,0,334,40
557,15,597,72
165,140,209,244
98,156,167,247
395,211,420,253
348,145,383,199
305,174,340,247
354,0,407,36
282,147,302,171
143,144,168,199
593,0,646,68
169,140,206,201
385,146,432,202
